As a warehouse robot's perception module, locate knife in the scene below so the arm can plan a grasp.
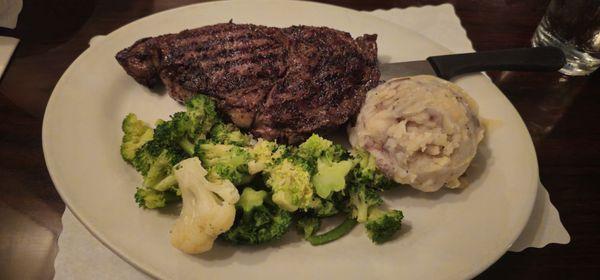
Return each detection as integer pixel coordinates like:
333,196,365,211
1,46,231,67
379,46,565,81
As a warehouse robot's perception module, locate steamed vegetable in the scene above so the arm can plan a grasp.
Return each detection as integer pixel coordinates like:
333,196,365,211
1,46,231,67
294,134,347,174
365,209,404,244
209,122,251,146
312,159,354,199
296,216,321,239
170,157,239,254
185,95,220,137
350,148,395,190
152,95,220,155
247,139,286,175
265,159,313,212
296,134,335,161
195,142,252,185
309,198,339,217
120,99,406,251
120,113,154,163
223,187,293,245
305,217,357,246
142,148,186,191
134,187,180,209
347,183,383,223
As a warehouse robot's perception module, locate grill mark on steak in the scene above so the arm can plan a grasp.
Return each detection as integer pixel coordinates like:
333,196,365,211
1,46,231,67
116,22,378,143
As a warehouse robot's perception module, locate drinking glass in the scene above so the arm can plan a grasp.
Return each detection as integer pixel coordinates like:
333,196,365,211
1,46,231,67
532,0,600,76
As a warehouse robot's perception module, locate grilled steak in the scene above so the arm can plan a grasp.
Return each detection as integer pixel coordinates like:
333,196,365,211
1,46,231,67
116,23,379,143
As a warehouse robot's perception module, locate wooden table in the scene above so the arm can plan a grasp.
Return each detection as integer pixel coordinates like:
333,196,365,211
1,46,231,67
1,0,598,279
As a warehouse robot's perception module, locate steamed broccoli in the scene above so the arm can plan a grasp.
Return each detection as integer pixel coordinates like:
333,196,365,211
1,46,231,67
151,95,220,155
296,216,321,239
296,134,333,160
134,187,180,209
120,107,407,248
209,123,251,146
121,113,154,163
185,94,220,137
265,159,314,212
309,198,340,217
312,158,354,199
195,142,252,185
365,209,404,244
143,148,186,191
237,187,268,211
131,140,163,175
347,184,383,223
247,139,287,175
223,187,293,245
152,113,194,155
350,148,394,190
323,144,347,163
297,134,346,159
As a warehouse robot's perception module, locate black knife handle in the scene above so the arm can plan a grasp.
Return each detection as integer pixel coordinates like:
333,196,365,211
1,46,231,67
427,46,565,80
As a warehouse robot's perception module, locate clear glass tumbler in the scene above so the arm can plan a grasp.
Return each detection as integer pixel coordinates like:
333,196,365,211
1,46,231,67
532,0,600,76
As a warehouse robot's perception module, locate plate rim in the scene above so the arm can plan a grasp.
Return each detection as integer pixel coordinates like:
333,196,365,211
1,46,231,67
42,1,539,279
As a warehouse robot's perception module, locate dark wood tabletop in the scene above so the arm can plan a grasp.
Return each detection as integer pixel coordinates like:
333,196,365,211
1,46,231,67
1,0,599,279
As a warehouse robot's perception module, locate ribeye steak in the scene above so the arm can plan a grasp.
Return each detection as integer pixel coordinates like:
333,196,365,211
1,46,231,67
116,23,379,143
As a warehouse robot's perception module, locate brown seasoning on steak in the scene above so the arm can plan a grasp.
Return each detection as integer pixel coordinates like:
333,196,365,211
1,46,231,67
116,22,379,143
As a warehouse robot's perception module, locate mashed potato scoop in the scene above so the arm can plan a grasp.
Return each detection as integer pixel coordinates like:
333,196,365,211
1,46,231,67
349,75,484,192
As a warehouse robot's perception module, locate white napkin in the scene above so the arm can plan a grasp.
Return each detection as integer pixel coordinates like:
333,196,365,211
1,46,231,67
0,0,22,28
0,36,19,78
0,0,22,78
54,4,569,279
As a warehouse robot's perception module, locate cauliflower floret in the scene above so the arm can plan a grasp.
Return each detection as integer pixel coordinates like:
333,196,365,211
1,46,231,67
170,157,240,254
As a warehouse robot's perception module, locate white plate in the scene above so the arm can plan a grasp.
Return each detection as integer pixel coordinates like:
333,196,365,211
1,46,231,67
42,1,538,279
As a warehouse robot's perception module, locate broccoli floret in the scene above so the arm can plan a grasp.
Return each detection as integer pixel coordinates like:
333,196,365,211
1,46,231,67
296,216,321,239
348,184,383,223
143,148,186,191
247,139,276,174
134,187,180,209
350,148,394,190
293,134,349,175
151,113,196,155
297,134,347,160
132,140,165,175
195,142,252,185
323,144,348,162
288,154,318,175
223,187,293,245
365,209,404,244
151,95,220,155
247,139,288,174
209,123,251,146
237,187,268,211
296,134,334,159
185,94,220,138
265,159,314,212
121,113,154,163
195,142,249,168
308,198,339,217
312,158,354,199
